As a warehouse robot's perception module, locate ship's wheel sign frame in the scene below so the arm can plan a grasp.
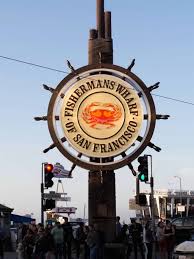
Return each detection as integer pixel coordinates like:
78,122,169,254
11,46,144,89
47,63,156,171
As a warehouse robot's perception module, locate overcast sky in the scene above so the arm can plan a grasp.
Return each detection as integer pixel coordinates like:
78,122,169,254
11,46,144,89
0,0,194,223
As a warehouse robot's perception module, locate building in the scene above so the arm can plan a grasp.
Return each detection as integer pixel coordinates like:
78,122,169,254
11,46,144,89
0,204,14,250
10,214,36,225
0,204,13,231
129,189,194,219
153,189,194,219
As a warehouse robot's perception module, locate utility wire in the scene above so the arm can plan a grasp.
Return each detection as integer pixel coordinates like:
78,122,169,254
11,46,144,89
0,55,68,74
153,94,194,106
0,54,194,106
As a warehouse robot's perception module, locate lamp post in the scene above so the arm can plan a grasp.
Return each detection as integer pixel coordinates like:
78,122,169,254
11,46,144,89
174,176,182,217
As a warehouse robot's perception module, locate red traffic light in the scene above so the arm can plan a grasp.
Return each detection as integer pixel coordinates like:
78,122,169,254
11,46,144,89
44,163,54,188
45,164,53,173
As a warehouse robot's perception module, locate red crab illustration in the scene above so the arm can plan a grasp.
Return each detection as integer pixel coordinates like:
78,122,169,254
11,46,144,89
82,102,122,129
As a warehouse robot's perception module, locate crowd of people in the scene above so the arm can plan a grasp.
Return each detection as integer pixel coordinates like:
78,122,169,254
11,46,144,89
11,217,104,259
0,216,177,259
116,216,176,259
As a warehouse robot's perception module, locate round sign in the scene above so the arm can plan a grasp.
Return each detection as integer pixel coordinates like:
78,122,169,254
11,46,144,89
47,63,156,171
60,74,143,158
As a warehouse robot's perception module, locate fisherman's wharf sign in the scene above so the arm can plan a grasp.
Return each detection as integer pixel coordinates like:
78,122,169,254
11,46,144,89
60,74,143,158
46,64,157,170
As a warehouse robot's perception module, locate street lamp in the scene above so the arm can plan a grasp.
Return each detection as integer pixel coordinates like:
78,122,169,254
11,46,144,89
174,176,182,217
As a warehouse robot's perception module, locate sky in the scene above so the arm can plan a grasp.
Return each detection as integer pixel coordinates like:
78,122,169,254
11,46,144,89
0,0,194,223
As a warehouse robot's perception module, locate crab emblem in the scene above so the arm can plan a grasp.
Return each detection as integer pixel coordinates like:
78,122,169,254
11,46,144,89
82,102,122,129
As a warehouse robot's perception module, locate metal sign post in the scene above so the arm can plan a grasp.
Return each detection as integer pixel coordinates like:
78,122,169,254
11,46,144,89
147,155,156,259
41,163,45,224
88,0,116,242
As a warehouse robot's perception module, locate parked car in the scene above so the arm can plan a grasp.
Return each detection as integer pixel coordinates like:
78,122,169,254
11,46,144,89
171,217,194,244
173,241,194,258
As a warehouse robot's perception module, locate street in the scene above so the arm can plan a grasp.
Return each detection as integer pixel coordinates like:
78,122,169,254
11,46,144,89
4,251,160,259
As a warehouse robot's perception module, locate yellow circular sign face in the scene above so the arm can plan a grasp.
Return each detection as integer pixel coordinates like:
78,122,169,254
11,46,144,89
60,74,143,158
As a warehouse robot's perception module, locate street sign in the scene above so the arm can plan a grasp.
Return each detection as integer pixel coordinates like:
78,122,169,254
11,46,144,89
52,163,72,178
55,207,77,214
44,192,68,200
177,205,185,212
56,197,71,202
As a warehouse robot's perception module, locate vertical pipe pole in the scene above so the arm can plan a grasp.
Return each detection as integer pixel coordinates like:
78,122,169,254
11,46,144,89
180,177,182,217
88,0,115,243
175,176,183,217
41,163,44,224
136,177,140,195
148,155,156,259
96,0,105,38
105,11,112,39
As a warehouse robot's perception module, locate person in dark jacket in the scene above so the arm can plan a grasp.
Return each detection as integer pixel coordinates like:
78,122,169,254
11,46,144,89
22,229,35,259
163,220,175,259
62,217,73,259
0,227,5,259
44,227,55,255
116,224,132,258
143,221,154,259
75,222,86,259
129,219,145,259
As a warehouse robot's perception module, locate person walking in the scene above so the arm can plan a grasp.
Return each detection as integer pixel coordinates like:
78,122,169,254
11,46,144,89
33,228,48,259
62,217,73,259
143,221,154,259
44,227,55,259
74,222,86,259
129,218,145,259
0,227,5,259
163,220,175,259
156,221,165,259
22,229,35,259
86,224,98,259
116,216,122,238
51,222,64,259
116,224,132,258
83,226,90,259
93,224,104,259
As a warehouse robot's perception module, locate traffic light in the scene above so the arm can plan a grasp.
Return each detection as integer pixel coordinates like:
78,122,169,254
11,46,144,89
136,193,147,206
44,163,54,188
44,199,55,210
137,155,148,182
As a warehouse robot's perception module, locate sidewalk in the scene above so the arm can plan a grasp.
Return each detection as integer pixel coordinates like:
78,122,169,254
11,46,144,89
4,252,17,259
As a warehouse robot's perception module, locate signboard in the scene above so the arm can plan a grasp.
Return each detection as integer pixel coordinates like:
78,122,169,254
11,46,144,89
44,192,68,200
52,163,71,178
177,205,185,212
55,207,77,214
60,74,143,158
57,197,71,202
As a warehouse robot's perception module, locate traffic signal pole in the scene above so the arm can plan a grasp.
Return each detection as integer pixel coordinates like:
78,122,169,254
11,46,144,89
136,177,140,199
41,163,45,224
147,155,156,259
